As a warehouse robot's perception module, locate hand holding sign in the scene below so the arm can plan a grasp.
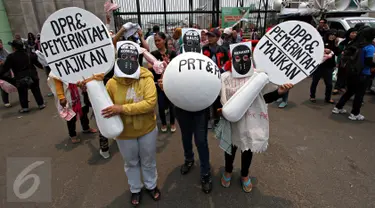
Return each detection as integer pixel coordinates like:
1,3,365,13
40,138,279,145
163,52,221,112
41,7,123,139
222,21,323,122
254,21,324,85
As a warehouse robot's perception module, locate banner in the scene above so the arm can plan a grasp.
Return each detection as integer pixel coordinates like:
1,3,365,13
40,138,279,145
221,7,253,28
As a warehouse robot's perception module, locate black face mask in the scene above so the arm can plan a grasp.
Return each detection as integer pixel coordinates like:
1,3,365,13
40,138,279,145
117,43,139,75
183,30,201,53
232,45,252,75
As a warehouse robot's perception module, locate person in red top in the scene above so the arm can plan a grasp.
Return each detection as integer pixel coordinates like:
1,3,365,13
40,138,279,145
202,28,230,127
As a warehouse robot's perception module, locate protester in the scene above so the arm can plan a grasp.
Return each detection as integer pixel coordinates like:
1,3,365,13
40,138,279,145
201,29,208,47
35,33,41,51
151,32,177,133
102,40,160,206
333,28,357,94
317,19,329,37
26,33,37,54
332,27,375,120
278,91,289,108
167,38,175,52
0,39,11,107
0,40,45,113
51,76,97,143
172,28,182,53
310,29,338,104
221,28,233,52
202,28,230,127
146,25,160,53
232,29,242,43
218,77,293,192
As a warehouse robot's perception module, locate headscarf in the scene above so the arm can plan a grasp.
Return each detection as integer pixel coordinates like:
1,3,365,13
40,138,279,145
340,27,357,47
323,29,337,43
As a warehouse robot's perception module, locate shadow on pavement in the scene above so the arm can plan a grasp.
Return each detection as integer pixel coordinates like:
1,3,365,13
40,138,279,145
55,132,98,152
106,166,293,208
86,139,120,165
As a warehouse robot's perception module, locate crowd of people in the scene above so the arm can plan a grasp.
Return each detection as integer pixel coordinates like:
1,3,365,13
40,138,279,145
0,13,374,207
314,19,375,121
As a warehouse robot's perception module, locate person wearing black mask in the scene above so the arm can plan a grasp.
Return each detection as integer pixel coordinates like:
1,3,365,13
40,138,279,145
332,27,375,121
1,40,45,113
333,28,358,94
310,29,339,104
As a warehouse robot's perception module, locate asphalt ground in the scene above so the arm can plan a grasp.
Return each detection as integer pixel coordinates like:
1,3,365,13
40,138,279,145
0,69,374,208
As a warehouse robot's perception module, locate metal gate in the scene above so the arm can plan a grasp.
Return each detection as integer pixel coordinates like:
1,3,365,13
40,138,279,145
112,0,277,35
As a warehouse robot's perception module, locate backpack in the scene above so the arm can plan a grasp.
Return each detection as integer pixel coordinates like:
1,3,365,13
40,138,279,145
340,45,364,75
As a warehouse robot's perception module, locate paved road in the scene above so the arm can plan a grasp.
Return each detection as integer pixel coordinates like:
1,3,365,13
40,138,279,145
0,70,374,208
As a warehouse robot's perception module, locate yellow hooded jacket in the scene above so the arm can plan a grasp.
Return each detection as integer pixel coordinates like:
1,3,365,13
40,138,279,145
106,67,157,140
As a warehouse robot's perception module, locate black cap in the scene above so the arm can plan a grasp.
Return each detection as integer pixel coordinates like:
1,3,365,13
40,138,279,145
8,40,24,49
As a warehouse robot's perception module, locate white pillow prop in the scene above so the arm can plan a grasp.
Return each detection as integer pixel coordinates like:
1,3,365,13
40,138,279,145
222,72,269,122
40,7,123,139
163,52,221,112
222,21,324,122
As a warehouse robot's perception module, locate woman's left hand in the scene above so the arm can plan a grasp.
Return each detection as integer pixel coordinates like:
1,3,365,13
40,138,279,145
278,83,294,95
102,105,123,118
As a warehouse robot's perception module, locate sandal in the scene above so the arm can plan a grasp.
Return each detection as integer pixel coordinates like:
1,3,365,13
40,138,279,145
309,98,316,103
241,177,253,193
130,192,142,207
70,136,81,144
332,89,339,95
147,187,161,201
83,128,98,134
221,172,231,188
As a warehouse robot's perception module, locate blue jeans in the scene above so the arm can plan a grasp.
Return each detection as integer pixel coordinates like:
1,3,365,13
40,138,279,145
175,107,210,176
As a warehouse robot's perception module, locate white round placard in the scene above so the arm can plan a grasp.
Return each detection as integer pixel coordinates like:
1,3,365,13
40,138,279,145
254,21,324,85
40,7,115,83
163,52,221,112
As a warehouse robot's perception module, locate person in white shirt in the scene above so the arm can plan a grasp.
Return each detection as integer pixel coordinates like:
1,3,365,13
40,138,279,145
146,25,160,53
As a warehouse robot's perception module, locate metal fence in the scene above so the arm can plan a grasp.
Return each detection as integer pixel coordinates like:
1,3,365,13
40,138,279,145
112,0,277,35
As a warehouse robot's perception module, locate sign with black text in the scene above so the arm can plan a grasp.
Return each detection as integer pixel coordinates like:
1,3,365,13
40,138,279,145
181,28,202,54
40,7,115,83
254,21,324,85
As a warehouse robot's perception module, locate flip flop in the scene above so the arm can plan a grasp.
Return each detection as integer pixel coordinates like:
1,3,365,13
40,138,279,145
221,173,231,188
241,177,253,193
70,136,81,144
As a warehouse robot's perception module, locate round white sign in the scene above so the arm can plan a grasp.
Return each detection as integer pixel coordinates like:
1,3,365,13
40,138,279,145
163,52,221,112
40,7,115,83
254,21,324,85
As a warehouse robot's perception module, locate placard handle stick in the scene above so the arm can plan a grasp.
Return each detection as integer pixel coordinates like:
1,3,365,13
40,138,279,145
222,72,269,123
84,75,124,139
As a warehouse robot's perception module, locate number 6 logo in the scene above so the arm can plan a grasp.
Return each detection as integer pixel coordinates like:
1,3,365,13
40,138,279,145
13,161,45,199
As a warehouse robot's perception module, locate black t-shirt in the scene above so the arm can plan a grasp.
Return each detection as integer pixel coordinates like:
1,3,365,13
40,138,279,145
150,50,177,83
